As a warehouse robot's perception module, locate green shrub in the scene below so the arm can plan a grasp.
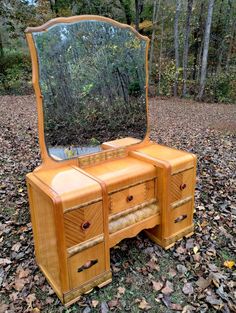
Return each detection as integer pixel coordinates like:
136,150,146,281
0,50,32,95
204,72,236,103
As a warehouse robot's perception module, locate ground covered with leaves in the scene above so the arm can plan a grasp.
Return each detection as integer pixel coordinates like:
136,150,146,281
0,96,235,313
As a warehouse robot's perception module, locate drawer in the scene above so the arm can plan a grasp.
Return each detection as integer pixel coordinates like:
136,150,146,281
170,201,193,235
68,242,106,289
170,168,194,203
109,180,155,215
64,202,103,248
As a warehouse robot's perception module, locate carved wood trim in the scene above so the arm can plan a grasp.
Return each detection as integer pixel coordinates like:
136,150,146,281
171,196,193,209
63,198,102,214
109,203,159,234
67,234,104,257
109,199,157,222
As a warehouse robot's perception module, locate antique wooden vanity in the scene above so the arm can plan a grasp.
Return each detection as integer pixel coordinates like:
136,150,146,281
25,16,197,306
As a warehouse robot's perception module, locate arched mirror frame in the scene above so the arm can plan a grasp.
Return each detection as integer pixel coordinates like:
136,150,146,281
25,15,151,170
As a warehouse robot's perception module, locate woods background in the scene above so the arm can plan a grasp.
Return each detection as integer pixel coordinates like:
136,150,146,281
0,0,235,103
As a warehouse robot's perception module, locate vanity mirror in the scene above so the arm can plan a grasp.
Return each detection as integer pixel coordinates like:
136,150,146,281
31,18,148,160
26,15,197,306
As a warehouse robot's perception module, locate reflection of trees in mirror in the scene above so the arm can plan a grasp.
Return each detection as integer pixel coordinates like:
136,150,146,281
33,20,147,154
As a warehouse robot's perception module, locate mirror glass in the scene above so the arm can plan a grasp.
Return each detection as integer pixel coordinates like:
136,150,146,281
32,20,148,160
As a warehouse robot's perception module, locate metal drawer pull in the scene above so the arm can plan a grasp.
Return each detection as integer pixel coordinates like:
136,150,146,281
174,214,187,223
77,259,98,272
127,195,134,202
180,183,186,190
81,221,91,230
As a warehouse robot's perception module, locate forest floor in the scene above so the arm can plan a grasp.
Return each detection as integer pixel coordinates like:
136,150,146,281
0,95,235,313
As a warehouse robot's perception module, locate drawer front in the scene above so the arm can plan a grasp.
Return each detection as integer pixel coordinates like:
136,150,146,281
170,168,194,203
64,202,103,248
170,201,193,235
68,242,106,289
110,180,155,215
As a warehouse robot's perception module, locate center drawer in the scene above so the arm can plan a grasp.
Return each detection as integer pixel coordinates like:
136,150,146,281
64,202,103,248
109,179,155,215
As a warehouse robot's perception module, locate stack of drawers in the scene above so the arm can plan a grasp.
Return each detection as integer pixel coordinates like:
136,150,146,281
27,166,111,305
130,143,197,249
169,168,195,236
64,201,106,290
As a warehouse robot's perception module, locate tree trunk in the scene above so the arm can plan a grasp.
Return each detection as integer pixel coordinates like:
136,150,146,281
226,21,235,70
0,31,4,60
193,1,204,81
158,13,164,95
135,0,143,31
173,0,181,97
149,0,160,78
197,0,215,101
182,0,193,97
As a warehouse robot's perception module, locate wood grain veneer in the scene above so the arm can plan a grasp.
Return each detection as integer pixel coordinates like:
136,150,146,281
64,202,103,248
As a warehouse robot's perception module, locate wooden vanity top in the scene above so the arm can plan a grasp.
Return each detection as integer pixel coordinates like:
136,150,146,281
130,144,196,173
85,156,156,192
32,166,102,208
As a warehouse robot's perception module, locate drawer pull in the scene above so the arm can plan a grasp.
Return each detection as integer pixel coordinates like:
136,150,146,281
175,214,187,223
81,221,91,230
127,195,134,202
77,259,98,272
180,183,186,190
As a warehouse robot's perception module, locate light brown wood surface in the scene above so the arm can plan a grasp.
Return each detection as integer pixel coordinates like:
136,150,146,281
68,242,106,289
64,202,103,248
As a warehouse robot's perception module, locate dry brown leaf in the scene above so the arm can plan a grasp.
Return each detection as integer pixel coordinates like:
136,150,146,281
91,300,99,308
182,282,194,295
108,299,119,308
176,246,186,254
18,268,30,279
0,304,9,313
152,280,163,291
0,258,11,265
170,303,183,311
26,293,36,307
11,242,21,252
146,259,160,271
196,277,212,290
168,268,177,277
138,299,152,310
117,286,125,295
161,281,174,295
14,278,26,291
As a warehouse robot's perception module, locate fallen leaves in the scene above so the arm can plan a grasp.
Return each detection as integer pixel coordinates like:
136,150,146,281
138,299,152,310
161,280,174,295
182,282,194,295
224,260,235,269
152,280,163,291
0,258,12,265
1,96,236,312
196,277,212,290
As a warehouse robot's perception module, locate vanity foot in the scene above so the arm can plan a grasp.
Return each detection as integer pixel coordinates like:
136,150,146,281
145,224,194,250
